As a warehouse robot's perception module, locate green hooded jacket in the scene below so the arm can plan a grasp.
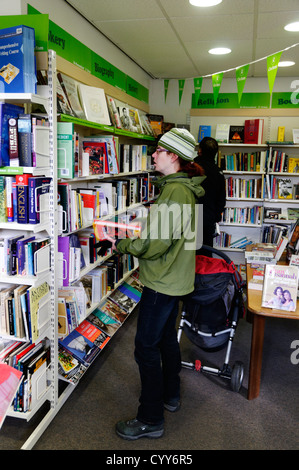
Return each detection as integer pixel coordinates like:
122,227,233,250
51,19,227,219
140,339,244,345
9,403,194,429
116,172,205,296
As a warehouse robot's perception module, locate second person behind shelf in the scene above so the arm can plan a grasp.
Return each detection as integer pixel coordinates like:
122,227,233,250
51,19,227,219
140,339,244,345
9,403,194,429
195,137,226,255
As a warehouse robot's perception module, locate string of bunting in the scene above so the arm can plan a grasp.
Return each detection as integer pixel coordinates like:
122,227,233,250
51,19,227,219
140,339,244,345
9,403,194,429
163,43,299,105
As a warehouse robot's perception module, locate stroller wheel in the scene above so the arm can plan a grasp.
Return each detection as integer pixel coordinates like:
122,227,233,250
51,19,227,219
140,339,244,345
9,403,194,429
230,361,244,392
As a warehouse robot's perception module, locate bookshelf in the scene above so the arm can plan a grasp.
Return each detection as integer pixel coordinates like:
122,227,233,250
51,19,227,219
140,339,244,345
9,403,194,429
0,50,155,449
190,112,299,269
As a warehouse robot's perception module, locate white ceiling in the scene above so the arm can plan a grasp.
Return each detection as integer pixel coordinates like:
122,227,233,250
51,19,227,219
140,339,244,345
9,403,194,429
65,0,299,80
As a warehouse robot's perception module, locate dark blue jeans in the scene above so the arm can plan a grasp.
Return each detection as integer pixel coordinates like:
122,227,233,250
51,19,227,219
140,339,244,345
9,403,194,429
134,286,181,425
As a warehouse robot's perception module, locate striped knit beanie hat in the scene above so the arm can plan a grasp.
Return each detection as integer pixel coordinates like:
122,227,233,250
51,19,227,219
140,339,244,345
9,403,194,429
158,128,197,161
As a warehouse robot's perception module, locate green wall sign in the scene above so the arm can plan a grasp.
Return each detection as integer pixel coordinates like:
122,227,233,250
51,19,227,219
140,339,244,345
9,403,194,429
192,92,271,109
26,5,149,103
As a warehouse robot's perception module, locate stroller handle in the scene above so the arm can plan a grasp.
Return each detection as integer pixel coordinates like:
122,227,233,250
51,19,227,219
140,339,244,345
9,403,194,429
199,245,233,265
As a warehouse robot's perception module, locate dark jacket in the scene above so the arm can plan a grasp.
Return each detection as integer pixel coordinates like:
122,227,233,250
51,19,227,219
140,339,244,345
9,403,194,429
196,156,226,232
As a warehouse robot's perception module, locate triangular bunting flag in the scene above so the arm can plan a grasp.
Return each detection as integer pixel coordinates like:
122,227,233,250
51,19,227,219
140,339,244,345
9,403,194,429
164,79,169,103
212,73,223,106
179,79,185,104
194,77,203,103
236,64,249,103
267,51,282,95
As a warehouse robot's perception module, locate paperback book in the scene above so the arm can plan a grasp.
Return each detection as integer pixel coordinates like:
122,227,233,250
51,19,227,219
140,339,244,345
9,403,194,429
261,264,299,312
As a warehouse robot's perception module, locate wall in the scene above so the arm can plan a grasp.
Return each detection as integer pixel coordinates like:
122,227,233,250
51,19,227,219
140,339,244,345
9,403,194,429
3,0,151,90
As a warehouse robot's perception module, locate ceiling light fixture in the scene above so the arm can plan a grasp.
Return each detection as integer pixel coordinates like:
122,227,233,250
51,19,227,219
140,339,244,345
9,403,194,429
189,0,222,7
278,61,295,67
284,21,299,31
209,47,231,55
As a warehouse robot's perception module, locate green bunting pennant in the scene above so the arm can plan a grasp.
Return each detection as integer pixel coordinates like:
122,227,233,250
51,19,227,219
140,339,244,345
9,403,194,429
164,79,169,103
212,73,223,106
267,51,282,95
194,77,203,102
179,79,185,104
236,64,249,103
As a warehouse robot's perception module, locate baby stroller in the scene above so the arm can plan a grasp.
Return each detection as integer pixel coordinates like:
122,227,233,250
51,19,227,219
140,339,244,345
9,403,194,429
177,245,245,392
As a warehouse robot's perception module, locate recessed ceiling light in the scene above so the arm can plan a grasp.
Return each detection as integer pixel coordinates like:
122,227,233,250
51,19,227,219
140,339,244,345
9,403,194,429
189,0,222,6
284,21,299,31
278,61,295,67
209,47,231,55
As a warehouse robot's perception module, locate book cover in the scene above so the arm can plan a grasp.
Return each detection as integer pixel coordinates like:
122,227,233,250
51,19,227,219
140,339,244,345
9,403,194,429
261,264,299,312
28,176,51,224
57,73,85,119
0,103,24,167
18,114,32,166
0,363,23,429
244,119,264,144
198,125,211,142
0,25,36,94
118,106,133,131
277,178,293,199
27,281,50,342
57,122,75,179
82,140,107,175
93,219,141,241
84,136,119,175
78,83,111,125
99,298,128,324
287,158,299,173
215,123,230,143
87,307,120,338
16,236,35,276
106,95,122,128
229,125,244,144
146,114,163,137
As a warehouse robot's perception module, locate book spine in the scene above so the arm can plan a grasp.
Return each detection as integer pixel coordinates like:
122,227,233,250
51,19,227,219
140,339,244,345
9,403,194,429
8,118,19,166
16,175,30,224
0,176,6,222
6,176,14,222
18,114,32,167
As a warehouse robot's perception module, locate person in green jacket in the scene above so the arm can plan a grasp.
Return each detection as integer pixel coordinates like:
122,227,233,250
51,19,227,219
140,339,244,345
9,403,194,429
106,128,205,440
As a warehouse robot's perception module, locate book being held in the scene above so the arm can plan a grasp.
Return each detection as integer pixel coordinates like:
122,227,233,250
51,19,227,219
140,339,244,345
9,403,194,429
261,264,299,312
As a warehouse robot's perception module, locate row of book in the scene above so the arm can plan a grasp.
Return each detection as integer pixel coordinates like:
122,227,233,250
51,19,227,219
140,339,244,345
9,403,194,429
55,71,155,137
266,151,299,174
0,234,50,278
0,339,50,414
261,223,289,245
58,230,137,287
58,176,154,234
222,151,265,172
0,175,51,225
0,103,49,168
215,233,253,250
0,281,50,342
265,175,299,200
57,123,152,179
225,177,263,199
212,119,264,144
221,205,263,225
58,273,143,384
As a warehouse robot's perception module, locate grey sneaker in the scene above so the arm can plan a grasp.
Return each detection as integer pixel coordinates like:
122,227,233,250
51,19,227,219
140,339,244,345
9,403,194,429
116,418,164,440
164,400,181,412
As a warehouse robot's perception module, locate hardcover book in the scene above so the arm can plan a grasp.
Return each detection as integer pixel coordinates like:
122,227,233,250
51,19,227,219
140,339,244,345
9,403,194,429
28,176,51,224
244,119,264,144
78,83,111,125
229,125,244,144
261,264,299,312
18,114,32,166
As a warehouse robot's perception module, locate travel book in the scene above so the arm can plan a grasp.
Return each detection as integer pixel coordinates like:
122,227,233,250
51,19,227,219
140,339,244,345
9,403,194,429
261,264,299,312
